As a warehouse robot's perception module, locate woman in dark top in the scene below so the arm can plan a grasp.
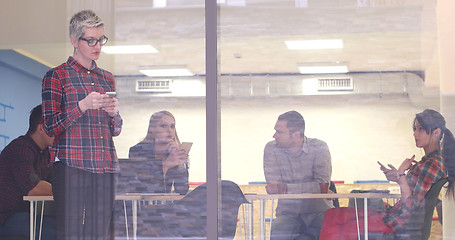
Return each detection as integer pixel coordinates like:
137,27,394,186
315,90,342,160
129,111,189,194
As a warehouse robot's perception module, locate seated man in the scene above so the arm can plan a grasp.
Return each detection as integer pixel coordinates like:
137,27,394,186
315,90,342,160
0,104,56,239
263,110,333,240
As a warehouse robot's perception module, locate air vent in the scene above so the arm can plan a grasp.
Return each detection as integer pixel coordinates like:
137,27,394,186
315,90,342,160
318,77,353,91
136,79,172,93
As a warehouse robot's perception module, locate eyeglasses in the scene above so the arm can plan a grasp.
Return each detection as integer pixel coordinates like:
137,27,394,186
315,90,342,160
79,36,108,47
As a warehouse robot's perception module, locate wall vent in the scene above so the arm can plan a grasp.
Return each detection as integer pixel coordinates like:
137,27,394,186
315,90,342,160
318,77,353,91
135,79,172,93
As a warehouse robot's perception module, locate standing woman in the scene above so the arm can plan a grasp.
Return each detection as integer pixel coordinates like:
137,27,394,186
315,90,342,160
320,109,455,240
42,10,122,240
129,111,189,195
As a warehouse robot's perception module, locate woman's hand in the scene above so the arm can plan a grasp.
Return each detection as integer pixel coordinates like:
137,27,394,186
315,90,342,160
398,155,416,173
378,161,400,182
79,92,104,112
100,94,120,117
163,142,188,171
78,92,120,117
378,155,415,183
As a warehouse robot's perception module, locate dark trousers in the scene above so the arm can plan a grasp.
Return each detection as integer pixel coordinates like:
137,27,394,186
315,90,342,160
270,212,325,240
0,212,57,240
52,162,116,240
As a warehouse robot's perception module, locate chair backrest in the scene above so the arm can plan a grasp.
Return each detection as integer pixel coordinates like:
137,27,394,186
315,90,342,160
116,158,164,194
151,180,249,239
421,177,448,240
348,189,389,210
329,181,340,208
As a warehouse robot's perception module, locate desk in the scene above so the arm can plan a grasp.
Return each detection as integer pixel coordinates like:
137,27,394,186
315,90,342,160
24,194,184,240
244,193,400,240
121,193,184,240
25,193,396,240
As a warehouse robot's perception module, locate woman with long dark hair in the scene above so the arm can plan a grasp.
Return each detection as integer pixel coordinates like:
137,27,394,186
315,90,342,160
320,109,455,240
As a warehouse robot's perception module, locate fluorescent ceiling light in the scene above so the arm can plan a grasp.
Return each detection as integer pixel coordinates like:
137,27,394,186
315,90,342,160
285,39,343,50
294,0,308,8
298,65,348,74
140,68,194,77
218,0,246,6
102,45,158,54
153,0,167,8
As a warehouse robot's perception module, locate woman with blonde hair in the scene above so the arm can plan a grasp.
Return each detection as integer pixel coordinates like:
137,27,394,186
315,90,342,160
129,111,189,194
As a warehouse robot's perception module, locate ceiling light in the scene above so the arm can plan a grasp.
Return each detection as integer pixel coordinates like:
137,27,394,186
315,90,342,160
298,63,348,74
218,0,246,6
294,0,308,8
153,0,167,8
140,68,194,77
102,45,158,54
285,39,343,50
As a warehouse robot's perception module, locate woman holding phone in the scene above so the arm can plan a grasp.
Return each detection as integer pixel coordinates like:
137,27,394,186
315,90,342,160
320,109,455,240
41,10,122,239
129,110,189,194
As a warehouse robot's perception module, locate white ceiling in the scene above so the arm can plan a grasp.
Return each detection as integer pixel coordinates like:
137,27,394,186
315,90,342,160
0,0,437,79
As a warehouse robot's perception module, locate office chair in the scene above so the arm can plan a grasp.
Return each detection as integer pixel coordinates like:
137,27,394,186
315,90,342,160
365,177,448,240
329,181,340,208
138,180,249,239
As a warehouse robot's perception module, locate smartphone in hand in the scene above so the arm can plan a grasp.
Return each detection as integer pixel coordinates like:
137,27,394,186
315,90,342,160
180,142,193,153
106,92,116,97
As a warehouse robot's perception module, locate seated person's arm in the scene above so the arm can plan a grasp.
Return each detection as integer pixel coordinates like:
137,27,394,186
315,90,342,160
283,182,322,194
265,180,287,194
320,182,329,193
274,141,332,194
28,180,52,196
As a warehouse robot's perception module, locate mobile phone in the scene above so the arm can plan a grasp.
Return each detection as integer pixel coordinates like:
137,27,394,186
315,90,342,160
106,92,116,97
180,142,193,153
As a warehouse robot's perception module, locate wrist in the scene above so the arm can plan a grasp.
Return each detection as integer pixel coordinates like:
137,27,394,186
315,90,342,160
78,99,87,112
396,172,406,179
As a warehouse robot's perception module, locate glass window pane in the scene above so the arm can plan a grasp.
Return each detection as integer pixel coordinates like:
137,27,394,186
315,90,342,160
1,0,455,239
219,0,450,239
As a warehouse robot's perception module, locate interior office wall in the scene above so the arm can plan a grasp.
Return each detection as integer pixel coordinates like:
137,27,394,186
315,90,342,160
0,57,442,185
114,73,437,184
0,50,49,151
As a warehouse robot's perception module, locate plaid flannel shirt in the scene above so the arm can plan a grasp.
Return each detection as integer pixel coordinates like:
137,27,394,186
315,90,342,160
383,150,447,231
42,57,122,173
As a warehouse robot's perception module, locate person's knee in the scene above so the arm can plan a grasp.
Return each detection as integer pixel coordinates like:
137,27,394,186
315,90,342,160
271,215,302,240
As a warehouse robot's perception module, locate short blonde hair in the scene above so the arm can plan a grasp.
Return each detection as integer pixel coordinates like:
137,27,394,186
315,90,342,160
69,10,104,40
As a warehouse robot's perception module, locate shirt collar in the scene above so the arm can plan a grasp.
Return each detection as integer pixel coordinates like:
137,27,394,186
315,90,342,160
421,150,441,163
301,136,308,153
24,134,43,153
283,136,307,156
67,56,98,71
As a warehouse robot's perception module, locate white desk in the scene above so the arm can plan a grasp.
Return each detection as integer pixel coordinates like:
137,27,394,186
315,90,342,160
25,192,397,240
243,192,401,240
24,194,184,240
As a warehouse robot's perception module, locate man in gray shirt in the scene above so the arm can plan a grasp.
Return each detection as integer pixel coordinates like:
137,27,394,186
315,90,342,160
263,111,333,240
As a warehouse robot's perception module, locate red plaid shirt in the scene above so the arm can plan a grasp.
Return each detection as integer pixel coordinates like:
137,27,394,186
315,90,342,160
42,57,122,173
0,135,52,224
383,150,447,231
